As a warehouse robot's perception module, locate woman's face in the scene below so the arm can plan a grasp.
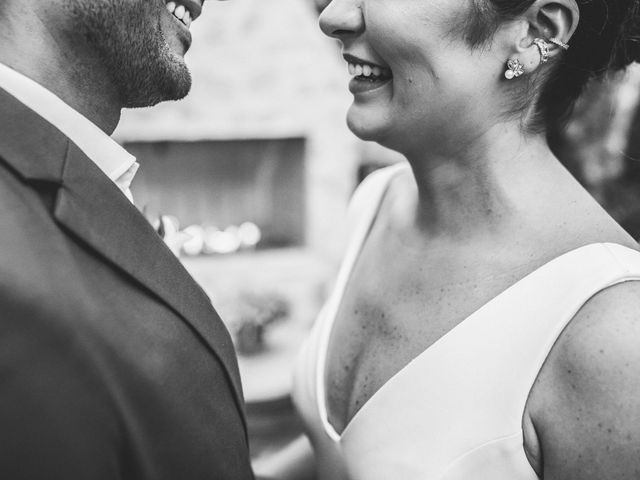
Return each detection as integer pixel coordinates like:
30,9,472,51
320,0,506,155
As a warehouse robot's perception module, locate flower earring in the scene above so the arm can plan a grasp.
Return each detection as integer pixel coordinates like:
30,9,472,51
504,59,524,80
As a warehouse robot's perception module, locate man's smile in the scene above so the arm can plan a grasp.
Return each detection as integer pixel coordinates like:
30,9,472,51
164,0,204,30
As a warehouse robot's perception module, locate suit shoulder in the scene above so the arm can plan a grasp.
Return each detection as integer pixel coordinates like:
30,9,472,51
0,284,122,479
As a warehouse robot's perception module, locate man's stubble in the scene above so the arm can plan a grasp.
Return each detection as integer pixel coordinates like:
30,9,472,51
64,0,192,108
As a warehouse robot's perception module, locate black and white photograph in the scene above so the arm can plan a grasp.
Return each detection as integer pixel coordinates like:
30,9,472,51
2,0,640,479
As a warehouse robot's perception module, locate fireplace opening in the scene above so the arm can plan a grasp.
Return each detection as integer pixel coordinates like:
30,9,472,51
127,137,307,253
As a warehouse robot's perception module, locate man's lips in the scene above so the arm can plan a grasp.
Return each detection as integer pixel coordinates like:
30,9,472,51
163,0,204,25
180,0,204,21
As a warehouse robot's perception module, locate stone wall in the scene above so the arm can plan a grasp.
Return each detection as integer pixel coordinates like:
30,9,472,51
115,0,366,260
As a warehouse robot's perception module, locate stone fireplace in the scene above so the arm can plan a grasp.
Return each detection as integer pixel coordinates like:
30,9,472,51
127,137,307,249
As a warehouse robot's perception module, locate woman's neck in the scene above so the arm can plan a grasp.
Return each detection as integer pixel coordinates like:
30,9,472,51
402,122,558,240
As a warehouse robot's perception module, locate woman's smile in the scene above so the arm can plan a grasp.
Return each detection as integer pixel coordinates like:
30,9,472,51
344,53,393,95
319,0,492,151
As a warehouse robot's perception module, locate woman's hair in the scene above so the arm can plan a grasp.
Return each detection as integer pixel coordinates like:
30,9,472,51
469,0,640,131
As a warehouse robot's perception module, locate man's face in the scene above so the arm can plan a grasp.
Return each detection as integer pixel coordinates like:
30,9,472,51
64,0,205,108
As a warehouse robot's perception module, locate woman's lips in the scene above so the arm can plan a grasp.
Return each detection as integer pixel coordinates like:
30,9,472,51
348,75,392,95
343,53,393,95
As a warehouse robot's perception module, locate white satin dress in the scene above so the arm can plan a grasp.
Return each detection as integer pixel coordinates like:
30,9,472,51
292,164,640,480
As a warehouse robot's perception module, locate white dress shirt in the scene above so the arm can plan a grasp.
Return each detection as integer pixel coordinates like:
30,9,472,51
0,62,139,203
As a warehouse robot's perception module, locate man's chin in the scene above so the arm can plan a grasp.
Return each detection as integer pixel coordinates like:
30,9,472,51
88,5,195,109
125,80,192,108
122,53,193,108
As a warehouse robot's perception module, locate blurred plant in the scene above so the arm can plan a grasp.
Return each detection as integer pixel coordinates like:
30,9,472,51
226,292,291,356
549,65,640,239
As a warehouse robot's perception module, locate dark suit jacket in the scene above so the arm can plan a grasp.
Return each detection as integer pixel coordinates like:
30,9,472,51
0,88,254,480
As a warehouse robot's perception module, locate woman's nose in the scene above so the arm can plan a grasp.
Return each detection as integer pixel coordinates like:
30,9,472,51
319,0,364,40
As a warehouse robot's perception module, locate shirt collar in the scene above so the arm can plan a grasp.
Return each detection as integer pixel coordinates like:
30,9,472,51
0,62,136,184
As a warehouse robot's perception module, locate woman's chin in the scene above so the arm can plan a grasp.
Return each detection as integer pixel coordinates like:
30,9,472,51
346,111,390,143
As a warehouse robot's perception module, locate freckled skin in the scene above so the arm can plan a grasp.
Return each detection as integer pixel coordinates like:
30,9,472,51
313,0,640,478
525,281,640,478
325,170,623,438
327,177,640,478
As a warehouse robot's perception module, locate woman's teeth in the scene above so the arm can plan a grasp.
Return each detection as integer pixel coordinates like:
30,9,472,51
166,1,192,28
348,63,391,80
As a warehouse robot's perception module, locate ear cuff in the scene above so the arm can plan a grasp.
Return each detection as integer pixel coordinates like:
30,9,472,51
548,37,570,50
533,38,550,64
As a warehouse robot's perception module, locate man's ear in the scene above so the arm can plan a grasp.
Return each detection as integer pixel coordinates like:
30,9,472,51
526,0,579,57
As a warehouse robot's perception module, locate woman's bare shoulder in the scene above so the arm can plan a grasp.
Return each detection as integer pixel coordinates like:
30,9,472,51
527,279,640,479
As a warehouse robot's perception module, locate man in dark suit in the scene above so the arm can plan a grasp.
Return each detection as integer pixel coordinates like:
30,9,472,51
0,1,255,478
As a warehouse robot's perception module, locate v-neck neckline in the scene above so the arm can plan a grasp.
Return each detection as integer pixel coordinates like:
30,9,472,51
319,241,609,441
316,164,407,442
314,167,615,442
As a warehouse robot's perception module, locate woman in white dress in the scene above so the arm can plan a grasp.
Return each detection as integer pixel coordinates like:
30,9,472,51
255,0,640,479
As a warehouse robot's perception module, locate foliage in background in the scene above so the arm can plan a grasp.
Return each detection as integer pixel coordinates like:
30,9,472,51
226,292,291,356
550,65,640,239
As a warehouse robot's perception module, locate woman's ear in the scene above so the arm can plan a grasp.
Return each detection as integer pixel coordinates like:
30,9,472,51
510,0,579,74
526,0,579,57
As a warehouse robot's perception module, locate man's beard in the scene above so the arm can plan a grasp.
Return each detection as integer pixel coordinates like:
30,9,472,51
64,0,192,108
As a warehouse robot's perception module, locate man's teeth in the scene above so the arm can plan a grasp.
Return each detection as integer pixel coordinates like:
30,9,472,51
166,1,192,28
348,63,387,79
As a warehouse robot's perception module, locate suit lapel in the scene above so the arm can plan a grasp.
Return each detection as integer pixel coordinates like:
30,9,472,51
0,88,67,182
56,144,247,420
0,89,247,429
